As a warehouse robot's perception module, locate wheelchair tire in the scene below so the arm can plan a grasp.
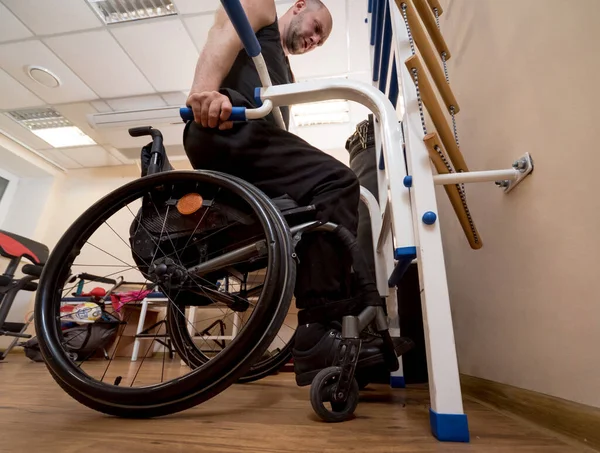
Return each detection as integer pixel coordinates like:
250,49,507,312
236,333,294,383
35,170,296,418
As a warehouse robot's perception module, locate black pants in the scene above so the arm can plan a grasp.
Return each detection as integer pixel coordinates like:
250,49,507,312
183,120,360,310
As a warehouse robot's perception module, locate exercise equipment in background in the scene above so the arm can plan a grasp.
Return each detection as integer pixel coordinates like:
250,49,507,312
0,230,48,360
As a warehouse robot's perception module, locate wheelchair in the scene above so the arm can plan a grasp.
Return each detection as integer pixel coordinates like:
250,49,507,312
33,124,400,422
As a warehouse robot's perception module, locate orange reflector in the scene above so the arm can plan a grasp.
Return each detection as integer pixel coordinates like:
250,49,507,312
177,193,203,215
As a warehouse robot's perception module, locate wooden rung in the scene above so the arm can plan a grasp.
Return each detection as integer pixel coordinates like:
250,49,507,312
413,0,451,60
424,133,483,250
426,0,443,17
398,0,459,114
405,54,468,172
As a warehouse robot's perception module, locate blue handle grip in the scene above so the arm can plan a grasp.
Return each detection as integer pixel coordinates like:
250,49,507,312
221,0,261,57
179,107,247,122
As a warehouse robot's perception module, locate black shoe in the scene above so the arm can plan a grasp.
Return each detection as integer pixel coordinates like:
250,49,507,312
292,330,414,387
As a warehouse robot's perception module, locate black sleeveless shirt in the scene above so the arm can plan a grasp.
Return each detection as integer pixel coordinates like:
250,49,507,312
220,18,293,129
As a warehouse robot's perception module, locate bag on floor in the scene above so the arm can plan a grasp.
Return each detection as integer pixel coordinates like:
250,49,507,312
61,321,119,361
21,336,44,362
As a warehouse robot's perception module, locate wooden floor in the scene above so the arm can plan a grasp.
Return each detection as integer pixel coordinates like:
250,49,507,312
0,354,585,453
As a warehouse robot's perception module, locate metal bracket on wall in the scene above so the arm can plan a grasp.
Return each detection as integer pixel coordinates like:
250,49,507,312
496,152,534,194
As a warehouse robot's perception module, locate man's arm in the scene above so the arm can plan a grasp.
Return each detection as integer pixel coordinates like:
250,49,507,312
187,0,276,130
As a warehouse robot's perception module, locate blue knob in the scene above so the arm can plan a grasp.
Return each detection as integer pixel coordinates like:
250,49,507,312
422,211,437,225
403,175,413,188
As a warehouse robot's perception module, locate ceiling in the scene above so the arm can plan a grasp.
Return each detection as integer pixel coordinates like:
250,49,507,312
0,0,372,170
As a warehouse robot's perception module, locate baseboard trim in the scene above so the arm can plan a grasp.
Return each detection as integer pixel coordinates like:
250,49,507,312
461,374,600,451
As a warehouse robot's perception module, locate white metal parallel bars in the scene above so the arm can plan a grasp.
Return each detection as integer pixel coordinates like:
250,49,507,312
370,0,411,388
372,121,406,387
389,0,469,439
259,80,415,253
260,77,415,389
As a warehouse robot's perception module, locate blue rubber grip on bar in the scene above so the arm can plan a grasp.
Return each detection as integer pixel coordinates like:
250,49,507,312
179,106,247,122
180,107,193,122
229,107,246,121
221,0,261,57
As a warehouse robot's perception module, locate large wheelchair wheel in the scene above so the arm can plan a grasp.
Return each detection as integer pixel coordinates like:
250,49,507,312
35,170,296,417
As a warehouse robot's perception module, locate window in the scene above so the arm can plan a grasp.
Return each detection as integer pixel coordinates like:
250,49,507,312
0,176,8,205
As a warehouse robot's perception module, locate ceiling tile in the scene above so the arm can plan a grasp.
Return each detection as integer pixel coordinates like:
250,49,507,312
0,3,33,43
91,100,113,113
287,0,349,79
102,144,133,164
111,19,198,92
161,91,188,106
172,0,220,15
53,102,106,145
0,114,54,150
106,95,167,111
2,0,101,36
182,14,215,51
0,40,98,104
0,69,44,109
37,148,83,169
59,145,122,168
45,30,155,98
174,0,291,15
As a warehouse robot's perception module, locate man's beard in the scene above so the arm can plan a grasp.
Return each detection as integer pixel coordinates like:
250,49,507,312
285,16,305,54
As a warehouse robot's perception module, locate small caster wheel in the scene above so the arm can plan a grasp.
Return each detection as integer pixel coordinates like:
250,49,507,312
310,366,359,423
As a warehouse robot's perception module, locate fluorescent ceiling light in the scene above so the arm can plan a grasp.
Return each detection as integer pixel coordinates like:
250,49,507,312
7,108,97,148
87,0,176,24
292,100,351,127
32,127,96,148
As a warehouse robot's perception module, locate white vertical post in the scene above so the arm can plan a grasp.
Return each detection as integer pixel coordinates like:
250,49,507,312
389,0,469,442
372,123,406,388
131,298,149,362
369,0,408,387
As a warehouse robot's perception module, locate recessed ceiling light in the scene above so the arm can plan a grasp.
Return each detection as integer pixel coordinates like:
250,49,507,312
6,108,96,148
26,66,61,88
292,100,351,127
87,0,177,24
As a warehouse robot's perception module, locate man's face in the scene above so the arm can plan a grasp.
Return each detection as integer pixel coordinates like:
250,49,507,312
284,2,333,55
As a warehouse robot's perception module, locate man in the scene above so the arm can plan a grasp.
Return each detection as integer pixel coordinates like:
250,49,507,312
184,0,413,386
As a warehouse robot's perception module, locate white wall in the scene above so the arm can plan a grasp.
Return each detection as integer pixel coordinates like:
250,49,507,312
2,176,55,238
437,0,600,408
